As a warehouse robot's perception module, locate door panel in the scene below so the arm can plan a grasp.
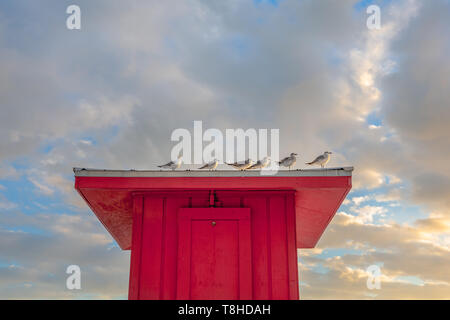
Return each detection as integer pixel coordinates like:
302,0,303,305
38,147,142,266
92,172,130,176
190,220,239,299
177,208,252,300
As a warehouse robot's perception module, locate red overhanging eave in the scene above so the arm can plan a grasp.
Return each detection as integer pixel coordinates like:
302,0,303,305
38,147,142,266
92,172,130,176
75,173,352,250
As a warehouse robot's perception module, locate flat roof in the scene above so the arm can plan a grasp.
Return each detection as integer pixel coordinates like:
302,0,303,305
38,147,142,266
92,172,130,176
73,166,353,178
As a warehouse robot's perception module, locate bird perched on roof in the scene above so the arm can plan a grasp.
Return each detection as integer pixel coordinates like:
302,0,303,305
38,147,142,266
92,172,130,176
226,159,254,171
306,151,332,168
199,159,219,171
278,153,298,170
248,156,271,170
158,155,182,170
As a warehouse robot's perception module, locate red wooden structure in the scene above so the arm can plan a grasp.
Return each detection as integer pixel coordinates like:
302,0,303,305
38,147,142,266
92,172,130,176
74,167,352,300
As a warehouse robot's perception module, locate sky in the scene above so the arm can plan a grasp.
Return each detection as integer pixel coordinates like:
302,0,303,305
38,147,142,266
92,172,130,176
0,0,449,299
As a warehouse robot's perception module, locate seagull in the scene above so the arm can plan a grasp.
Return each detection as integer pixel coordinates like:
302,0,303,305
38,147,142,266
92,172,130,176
248,156,271,170
226,159,254,171
306,151,332,168
199,159,219,171
278,153,298,170
157,155,182,170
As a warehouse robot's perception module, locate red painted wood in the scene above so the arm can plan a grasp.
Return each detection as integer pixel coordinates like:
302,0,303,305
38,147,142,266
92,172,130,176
126,191,303,300
237,210,253,300
139,197,164,299
128,195,143,300
74,175,352,300
243,195,270,299
286,193,299,299
190,193,210,208
269,196,289,299
176,208,252,300
161,196,189,299
176,208,191,299
190,220,239,299
76,176,350,190
75,175,351,249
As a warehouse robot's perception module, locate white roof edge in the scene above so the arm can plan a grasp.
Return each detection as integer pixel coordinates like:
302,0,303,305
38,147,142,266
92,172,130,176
73,167,354,177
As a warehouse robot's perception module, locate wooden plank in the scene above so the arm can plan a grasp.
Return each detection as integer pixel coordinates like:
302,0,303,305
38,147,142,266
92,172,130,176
128,195,143,300
176,210,192,299
286,193,299,299
139,196,164,299
243,196,270,299
238,210,253,299
269,195,289,299
161,196,189,299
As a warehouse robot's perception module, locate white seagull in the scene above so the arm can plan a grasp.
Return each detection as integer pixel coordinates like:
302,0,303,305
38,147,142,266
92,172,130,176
306,151,332,168
248,156,271,170
278,153,298,170
226,159,254,171
199,159,219,171
158,155,182,170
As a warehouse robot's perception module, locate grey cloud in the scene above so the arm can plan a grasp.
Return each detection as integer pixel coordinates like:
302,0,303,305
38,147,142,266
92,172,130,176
0,210,129,299
1,0,450,299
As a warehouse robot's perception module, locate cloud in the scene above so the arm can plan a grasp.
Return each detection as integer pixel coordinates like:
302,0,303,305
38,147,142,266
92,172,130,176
351,196,370,206
0,164,19,180
414,218,450,233
1,0,450,299
300,211,450,299
0,196,17,210
348,205,388,225
0,210,129,299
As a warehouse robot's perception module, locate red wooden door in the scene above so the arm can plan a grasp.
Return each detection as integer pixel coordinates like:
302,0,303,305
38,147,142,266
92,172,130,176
176,208,252,300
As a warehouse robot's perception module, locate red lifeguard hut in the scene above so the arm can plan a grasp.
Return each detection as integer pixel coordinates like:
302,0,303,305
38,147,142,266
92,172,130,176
74,167,352,300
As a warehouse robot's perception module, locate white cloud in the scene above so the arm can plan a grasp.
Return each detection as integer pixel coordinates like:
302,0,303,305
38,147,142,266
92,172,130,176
1,0,450,299
0,196,17,210
352,196,370,206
